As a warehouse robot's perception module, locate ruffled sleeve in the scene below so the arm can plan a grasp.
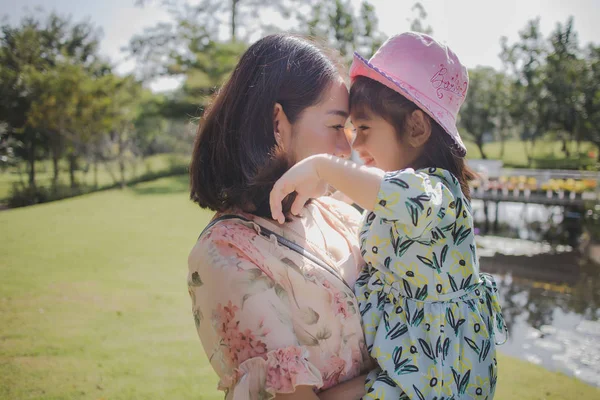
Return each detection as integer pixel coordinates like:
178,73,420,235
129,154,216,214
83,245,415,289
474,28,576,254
373,168,457,237
227,346,323,399
187,221,324,399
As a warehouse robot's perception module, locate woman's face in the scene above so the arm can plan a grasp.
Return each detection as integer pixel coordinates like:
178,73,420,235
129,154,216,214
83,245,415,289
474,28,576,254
288,79,352,163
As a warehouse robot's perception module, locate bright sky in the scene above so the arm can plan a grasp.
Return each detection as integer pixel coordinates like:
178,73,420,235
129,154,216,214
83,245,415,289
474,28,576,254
2,0,599,92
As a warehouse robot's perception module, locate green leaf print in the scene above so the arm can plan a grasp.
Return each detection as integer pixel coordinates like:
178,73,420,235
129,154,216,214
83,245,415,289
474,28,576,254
416,255,436,270
281,257,305,279
386,322,408,340
299,306,320,325
455,198,463,217
446,308,466,336
190,271,203,287
392,346,419,375
409,194,431,211
418,338,436,361
448,273,458,292
442,337,450,360
431,252,442,273
384,310,391,331
316,326,332,341
396,238,416,257
415,285,428,301
441,244,449,264
459,370,471,395
406,202,420,227
480,339,492,362
460,275,473,290
193,309,202,328
403,279,413,298
296,326,319,347
413,385,426,400
411,307,425,326
274,283,289,304
389,177,409,189
489,362,498,390
465,337,480,355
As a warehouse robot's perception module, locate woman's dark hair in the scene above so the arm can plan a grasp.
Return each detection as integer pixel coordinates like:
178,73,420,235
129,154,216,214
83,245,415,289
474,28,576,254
350,76,476,200
190,34,342,217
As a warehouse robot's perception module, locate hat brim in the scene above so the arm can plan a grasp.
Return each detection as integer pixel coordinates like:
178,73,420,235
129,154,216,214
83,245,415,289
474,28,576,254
350,52,467,157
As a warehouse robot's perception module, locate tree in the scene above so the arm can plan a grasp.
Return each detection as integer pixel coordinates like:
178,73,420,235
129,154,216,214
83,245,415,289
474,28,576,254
544,17,584,157
460,67,511,159
297,0,384,62
579,44,600,161
0,11,103,187
500,18,548,167
408,2,433,35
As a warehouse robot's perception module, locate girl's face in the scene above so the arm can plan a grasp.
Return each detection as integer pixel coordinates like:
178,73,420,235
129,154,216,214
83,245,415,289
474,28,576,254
350,108,419,172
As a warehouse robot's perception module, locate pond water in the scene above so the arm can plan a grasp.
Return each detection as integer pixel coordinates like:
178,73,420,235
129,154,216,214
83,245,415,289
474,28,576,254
472,200,600,387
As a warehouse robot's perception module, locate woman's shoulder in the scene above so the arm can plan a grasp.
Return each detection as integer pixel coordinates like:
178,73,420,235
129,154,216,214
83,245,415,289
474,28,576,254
188,216,263,272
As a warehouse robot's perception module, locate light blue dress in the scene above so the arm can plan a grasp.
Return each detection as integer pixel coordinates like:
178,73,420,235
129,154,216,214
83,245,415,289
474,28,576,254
356,167,507,400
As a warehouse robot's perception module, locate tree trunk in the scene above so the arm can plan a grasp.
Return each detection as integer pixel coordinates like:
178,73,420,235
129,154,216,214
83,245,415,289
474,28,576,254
117,132,126,189
562,138,570,158
524,139,534,167
93,153,99,189
231,0,238,41
476,138,487,159
28,135,36,188
68,153,77,189
52,152,59,188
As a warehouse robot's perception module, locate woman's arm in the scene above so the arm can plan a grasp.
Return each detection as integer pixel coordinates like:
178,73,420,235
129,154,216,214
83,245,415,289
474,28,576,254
318,374,368,400
188,225,324,398
274,385,319,399
274,374,367,400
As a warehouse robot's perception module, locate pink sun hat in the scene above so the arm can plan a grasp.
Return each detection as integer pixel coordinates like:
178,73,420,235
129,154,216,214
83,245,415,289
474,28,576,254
350,32,469,157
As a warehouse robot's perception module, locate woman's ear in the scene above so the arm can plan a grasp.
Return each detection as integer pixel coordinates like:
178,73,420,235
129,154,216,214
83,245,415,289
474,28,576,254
273,103,292,149
407,110,432,148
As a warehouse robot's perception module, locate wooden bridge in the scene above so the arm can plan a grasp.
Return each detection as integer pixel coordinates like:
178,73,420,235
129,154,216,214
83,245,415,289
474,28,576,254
467,160,599,207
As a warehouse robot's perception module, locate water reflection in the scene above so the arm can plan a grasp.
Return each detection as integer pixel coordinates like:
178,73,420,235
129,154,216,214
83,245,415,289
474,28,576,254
469,200,600,386
473,201,600,386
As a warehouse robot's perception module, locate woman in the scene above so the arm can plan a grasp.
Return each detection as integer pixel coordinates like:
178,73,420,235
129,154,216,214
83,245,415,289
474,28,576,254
187,34,372,399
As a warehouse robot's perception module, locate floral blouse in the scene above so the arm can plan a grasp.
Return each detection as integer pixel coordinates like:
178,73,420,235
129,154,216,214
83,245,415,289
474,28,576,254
187,197,373,399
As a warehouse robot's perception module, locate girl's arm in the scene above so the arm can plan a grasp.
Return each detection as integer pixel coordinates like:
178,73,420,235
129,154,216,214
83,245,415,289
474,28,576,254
316,155,384,212
270,154,383,223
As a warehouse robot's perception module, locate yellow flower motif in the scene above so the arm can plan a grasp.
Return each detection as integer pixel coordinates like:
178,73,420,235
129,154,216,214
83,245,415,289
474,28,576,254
420,364,441,395
423,311,442,333
363,310,381,337
376,191,401,218
449,249,473,278
439,370,455,396
370,346,391,362
469,312,489,338
391,261,428,287
367,234,391,256
452,342,474,372
468,375,491,398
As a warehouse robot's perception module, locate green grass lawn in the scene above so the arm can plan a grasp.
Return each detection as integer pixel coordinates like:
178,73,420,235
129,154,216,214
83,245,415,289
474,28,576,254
1,176,599,399
464,139,598,169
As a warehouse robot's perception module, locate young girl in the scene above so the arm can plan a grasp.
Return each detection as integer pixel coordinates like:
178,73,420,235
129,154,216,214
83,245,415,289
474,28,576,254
270,32,507,399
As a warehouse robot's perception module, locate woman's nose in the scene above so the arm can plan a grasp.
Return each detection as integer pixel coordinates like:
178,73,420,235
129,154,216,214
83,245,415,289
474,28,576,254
334,132,352,159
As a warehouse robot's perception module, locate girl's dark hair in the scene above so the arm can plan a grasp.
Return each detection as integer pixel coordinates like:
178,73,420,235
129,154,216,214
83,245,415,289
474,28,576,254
350,76,476,200
189,34,342,217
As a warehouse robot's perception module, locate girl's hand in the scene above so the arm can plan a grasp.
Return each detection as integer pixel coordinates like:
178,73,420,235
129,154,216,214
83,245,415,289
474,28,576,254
270,155,327,224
